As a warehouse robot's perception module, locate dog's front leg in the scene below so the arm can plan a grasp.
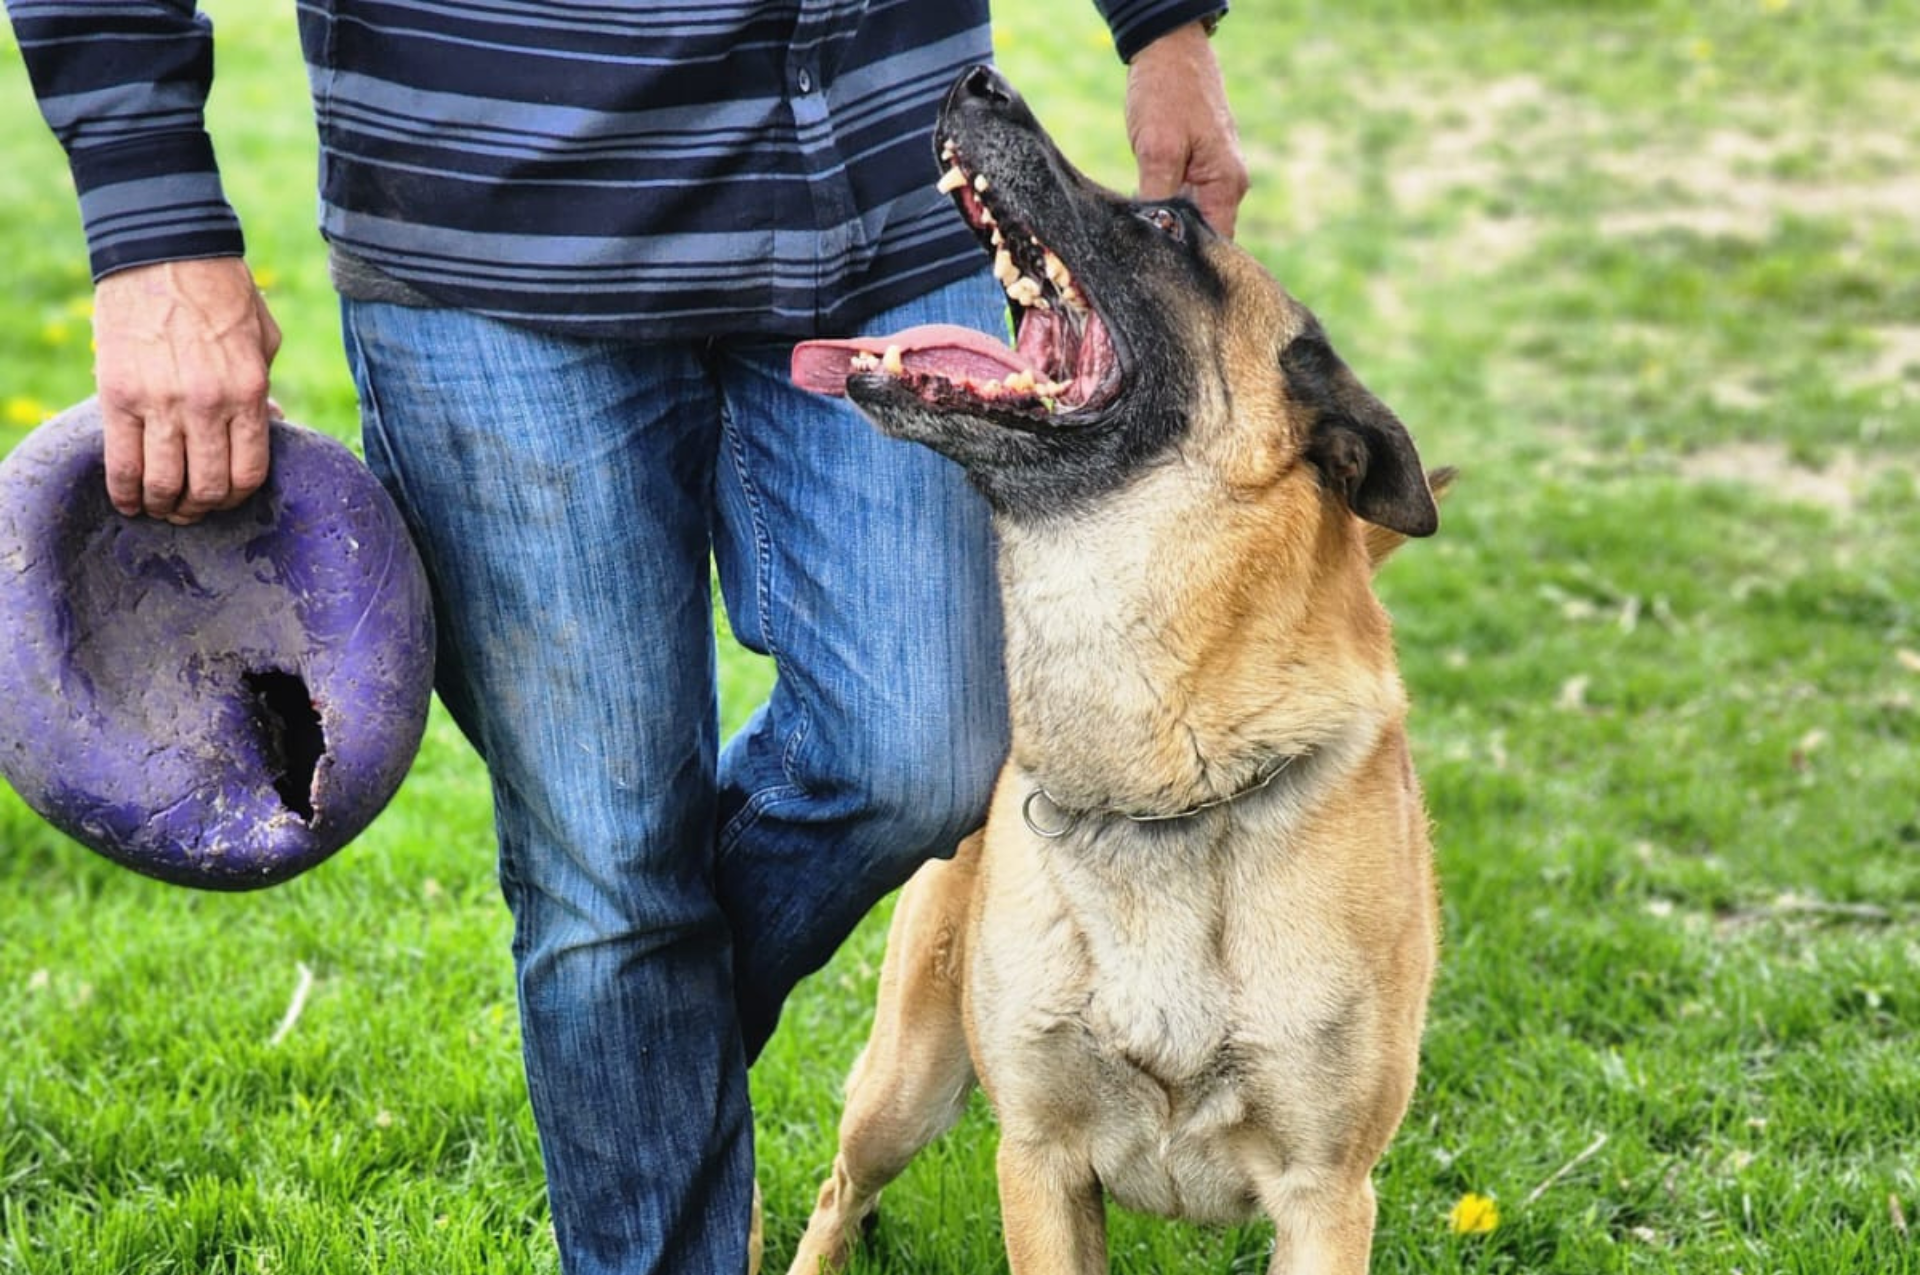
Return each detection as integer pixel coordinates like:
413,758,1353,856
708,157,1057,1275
996,1136,1108,1275
786,839,984,1275
1262,1175,1377,1275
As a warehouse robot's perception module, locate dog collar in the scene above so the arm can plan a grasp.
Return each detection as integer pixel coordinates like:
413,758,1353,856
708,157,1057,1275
1021,753,1298,839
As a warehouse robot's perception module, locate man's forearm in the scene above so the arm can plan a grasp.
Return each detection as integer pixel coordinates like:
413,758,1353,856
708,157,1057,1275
5,0,245,279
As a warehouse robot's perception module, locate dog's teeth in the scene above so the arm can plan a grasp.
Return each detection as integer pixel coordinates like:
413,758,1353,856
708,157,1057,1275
990,226,1005,248
993,249,1019,286
1004,369,1037,393
936,165,968,194
940,139,956,162
1043,250,1073,289
973,173,990,193
881,345,905,374
850,352,879,372
1007,276,1045,308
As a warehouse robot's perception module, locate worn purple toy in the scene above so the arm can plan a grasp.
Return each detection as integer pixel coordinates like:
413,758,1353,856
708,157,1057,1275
0,399,434,889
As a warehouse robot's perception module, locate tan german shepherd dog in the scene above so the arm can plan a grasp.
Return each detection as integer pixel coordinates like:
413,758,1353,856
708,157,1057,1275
788,65,1446,1275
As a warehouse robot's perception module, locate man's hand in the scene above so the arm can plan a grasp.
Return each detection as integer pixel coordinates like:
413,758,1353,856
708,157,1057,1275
1125,20,1249,238
92,257,282,524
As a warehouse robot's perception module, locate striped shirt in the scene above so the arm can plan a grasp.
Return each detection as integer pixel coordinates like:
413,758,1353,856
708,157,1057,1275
8,0,1226,339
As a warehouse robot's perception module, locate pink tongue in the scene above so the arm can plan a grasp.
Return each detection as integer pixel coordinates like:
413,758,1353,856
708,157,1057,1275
791,323,1035,397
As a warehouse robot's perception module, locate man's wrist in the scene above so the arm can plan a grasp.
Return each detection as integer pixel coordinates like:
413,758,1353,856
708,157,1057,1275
1127,14,1224,69
1111,3,1229,64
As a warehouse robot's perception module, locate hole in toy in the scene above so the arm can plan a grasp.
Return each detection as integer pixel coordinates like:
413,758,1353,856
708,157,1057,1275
244,669,324,822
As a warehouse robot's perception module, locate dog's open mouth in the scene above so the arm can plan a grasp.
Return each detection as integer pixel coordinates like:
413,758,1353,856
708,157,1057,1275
791,140,1123,422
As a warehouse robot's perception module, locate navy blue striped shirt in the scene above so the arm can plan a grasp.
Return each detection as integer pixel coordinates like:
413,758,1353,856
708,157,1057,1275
8,0,1225,339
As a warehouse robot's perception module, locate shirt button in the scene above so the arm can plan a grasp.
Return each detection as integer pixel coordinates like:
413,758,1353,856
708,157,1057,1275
797,68,813,94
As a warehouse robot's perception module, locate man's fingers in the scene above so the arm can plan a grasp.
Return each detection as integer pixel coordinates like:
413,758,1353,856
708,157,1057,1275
138,408,189,521
1133,125,1188,203
174,408,237,521
215,402,273,513
99,400,149,517
1193,166,1248,239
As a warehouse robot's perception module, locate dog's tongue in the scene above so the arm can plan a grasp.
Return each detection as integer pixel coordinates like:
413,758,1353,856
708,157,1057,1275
791,323,1033,397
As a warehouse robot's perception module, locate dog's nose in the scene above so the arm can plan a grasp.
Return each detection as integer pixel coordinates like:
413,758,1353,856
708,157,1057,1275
958,64,1013,107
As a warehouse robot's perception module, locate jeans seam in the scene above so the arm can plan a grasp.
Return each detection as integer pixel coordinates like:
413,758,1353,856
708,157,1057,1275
716,382,816,819
341,305,415,514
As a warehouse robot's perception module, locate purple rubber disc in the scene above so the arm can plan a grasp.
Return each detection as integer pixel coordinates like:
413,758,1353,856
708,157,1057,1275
0,399,435,889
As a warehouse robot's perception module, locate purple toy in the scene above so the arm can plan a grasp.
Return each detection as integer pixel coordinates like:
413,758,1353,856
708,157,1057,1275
0,399,435,889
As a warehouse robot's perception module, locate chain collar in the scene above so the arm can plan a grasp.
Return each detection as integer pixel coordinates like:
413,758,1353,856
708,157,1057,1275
1020,753,1299,840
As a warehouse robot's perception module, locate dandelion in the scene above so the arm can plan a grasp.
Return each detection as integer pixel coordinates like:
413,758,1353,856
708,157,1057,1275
1449,1192,1501,1235
40,319,72,347
5,397,51,427
252,266,281,291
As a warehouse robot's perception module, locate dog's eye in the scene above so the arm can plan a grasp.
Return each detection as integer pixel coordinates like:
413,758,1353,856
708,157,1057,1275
1139,206,1185,242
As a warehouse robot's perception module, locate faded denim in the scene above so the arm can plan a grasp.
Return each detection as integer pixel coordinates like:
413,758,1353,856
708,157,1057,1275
339,272,1009,1275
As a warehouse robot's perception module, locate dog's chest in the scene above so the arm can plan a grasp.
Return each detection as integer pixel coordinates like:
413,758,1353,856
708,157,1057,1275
974,825,1304,1225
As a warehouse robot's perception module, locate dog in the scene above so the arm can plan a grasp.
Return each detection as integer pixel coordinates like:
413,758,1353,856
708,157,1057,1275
787,65,1444,1275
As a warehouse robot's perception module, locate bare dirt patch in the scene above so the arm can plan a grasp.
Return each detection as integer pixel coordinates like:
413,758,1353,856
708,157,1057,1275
1674,442,1891,514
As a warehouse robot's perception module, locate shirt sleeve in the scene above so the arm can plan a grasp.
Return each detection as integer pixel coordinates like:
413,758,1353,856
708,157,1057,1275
1091,0,1227,64
6,1,246,280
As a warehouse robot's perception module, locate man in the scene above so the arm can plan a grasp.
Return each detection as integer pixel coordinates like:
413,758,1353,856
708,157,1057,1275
6,3,1246,1271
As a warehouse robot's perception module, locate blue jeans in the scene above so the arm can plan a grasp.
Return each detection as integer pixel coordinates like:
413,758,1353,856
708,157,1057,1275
339,273,1009,1275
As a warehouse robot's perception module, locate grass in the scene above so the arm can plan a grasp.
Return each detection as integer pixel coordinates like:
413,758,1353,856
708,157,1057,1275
4,0,1919,1271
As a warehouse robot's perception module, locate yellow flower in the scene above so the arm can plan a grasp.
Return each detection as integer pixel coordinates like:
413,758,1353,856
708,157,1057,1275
1449,1192,1501,1235
5,397,51,427
63,296,94,319
40,320,72,347
252,266,281,290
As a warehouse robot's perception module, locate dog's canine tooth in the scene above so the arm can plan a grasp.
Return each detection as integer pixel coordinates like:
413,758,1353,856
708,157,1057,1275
881,345,905,374
936,165,968,194
993,248,1019,285
972,173,990,193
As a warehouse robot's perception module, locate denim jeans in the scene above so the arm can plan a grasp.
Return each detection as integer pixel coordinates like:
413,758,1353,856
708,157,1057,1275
339,272,1010,1275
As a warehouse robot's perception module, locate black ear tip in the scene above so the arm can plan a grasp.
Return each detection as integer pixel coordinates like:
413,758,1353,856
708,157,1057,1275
1374,494,1438,538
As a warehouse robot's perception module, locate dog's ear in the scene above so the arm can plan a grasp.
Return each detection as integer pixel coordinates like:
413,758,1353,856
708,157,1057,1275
1282,329,1439,538
1363,467,1457,568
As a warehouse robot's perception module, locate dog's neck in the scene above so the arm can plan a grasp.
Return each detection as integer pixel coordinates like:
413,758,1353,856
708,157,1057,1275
1018,749,1302,837
993,472,1407,819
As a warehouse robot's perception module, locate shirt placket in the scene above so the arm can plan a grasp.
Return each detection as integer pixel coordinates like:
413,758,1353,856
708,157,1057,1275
786,0,863,327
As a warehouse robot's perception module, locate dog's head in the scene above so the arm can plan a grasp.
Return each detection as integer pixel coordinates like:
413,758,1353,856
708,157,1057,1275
793,66,1437,540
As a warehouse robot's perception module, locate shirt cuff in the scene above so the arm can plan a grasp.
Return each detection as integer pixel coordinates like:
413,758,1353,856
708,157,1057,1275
67,131,246,281
1107,1,1227,64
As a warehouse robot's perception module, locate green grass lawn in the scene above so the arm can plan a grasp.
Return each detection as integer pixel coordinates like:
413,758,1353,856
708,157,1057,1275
5,1,1919,1271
